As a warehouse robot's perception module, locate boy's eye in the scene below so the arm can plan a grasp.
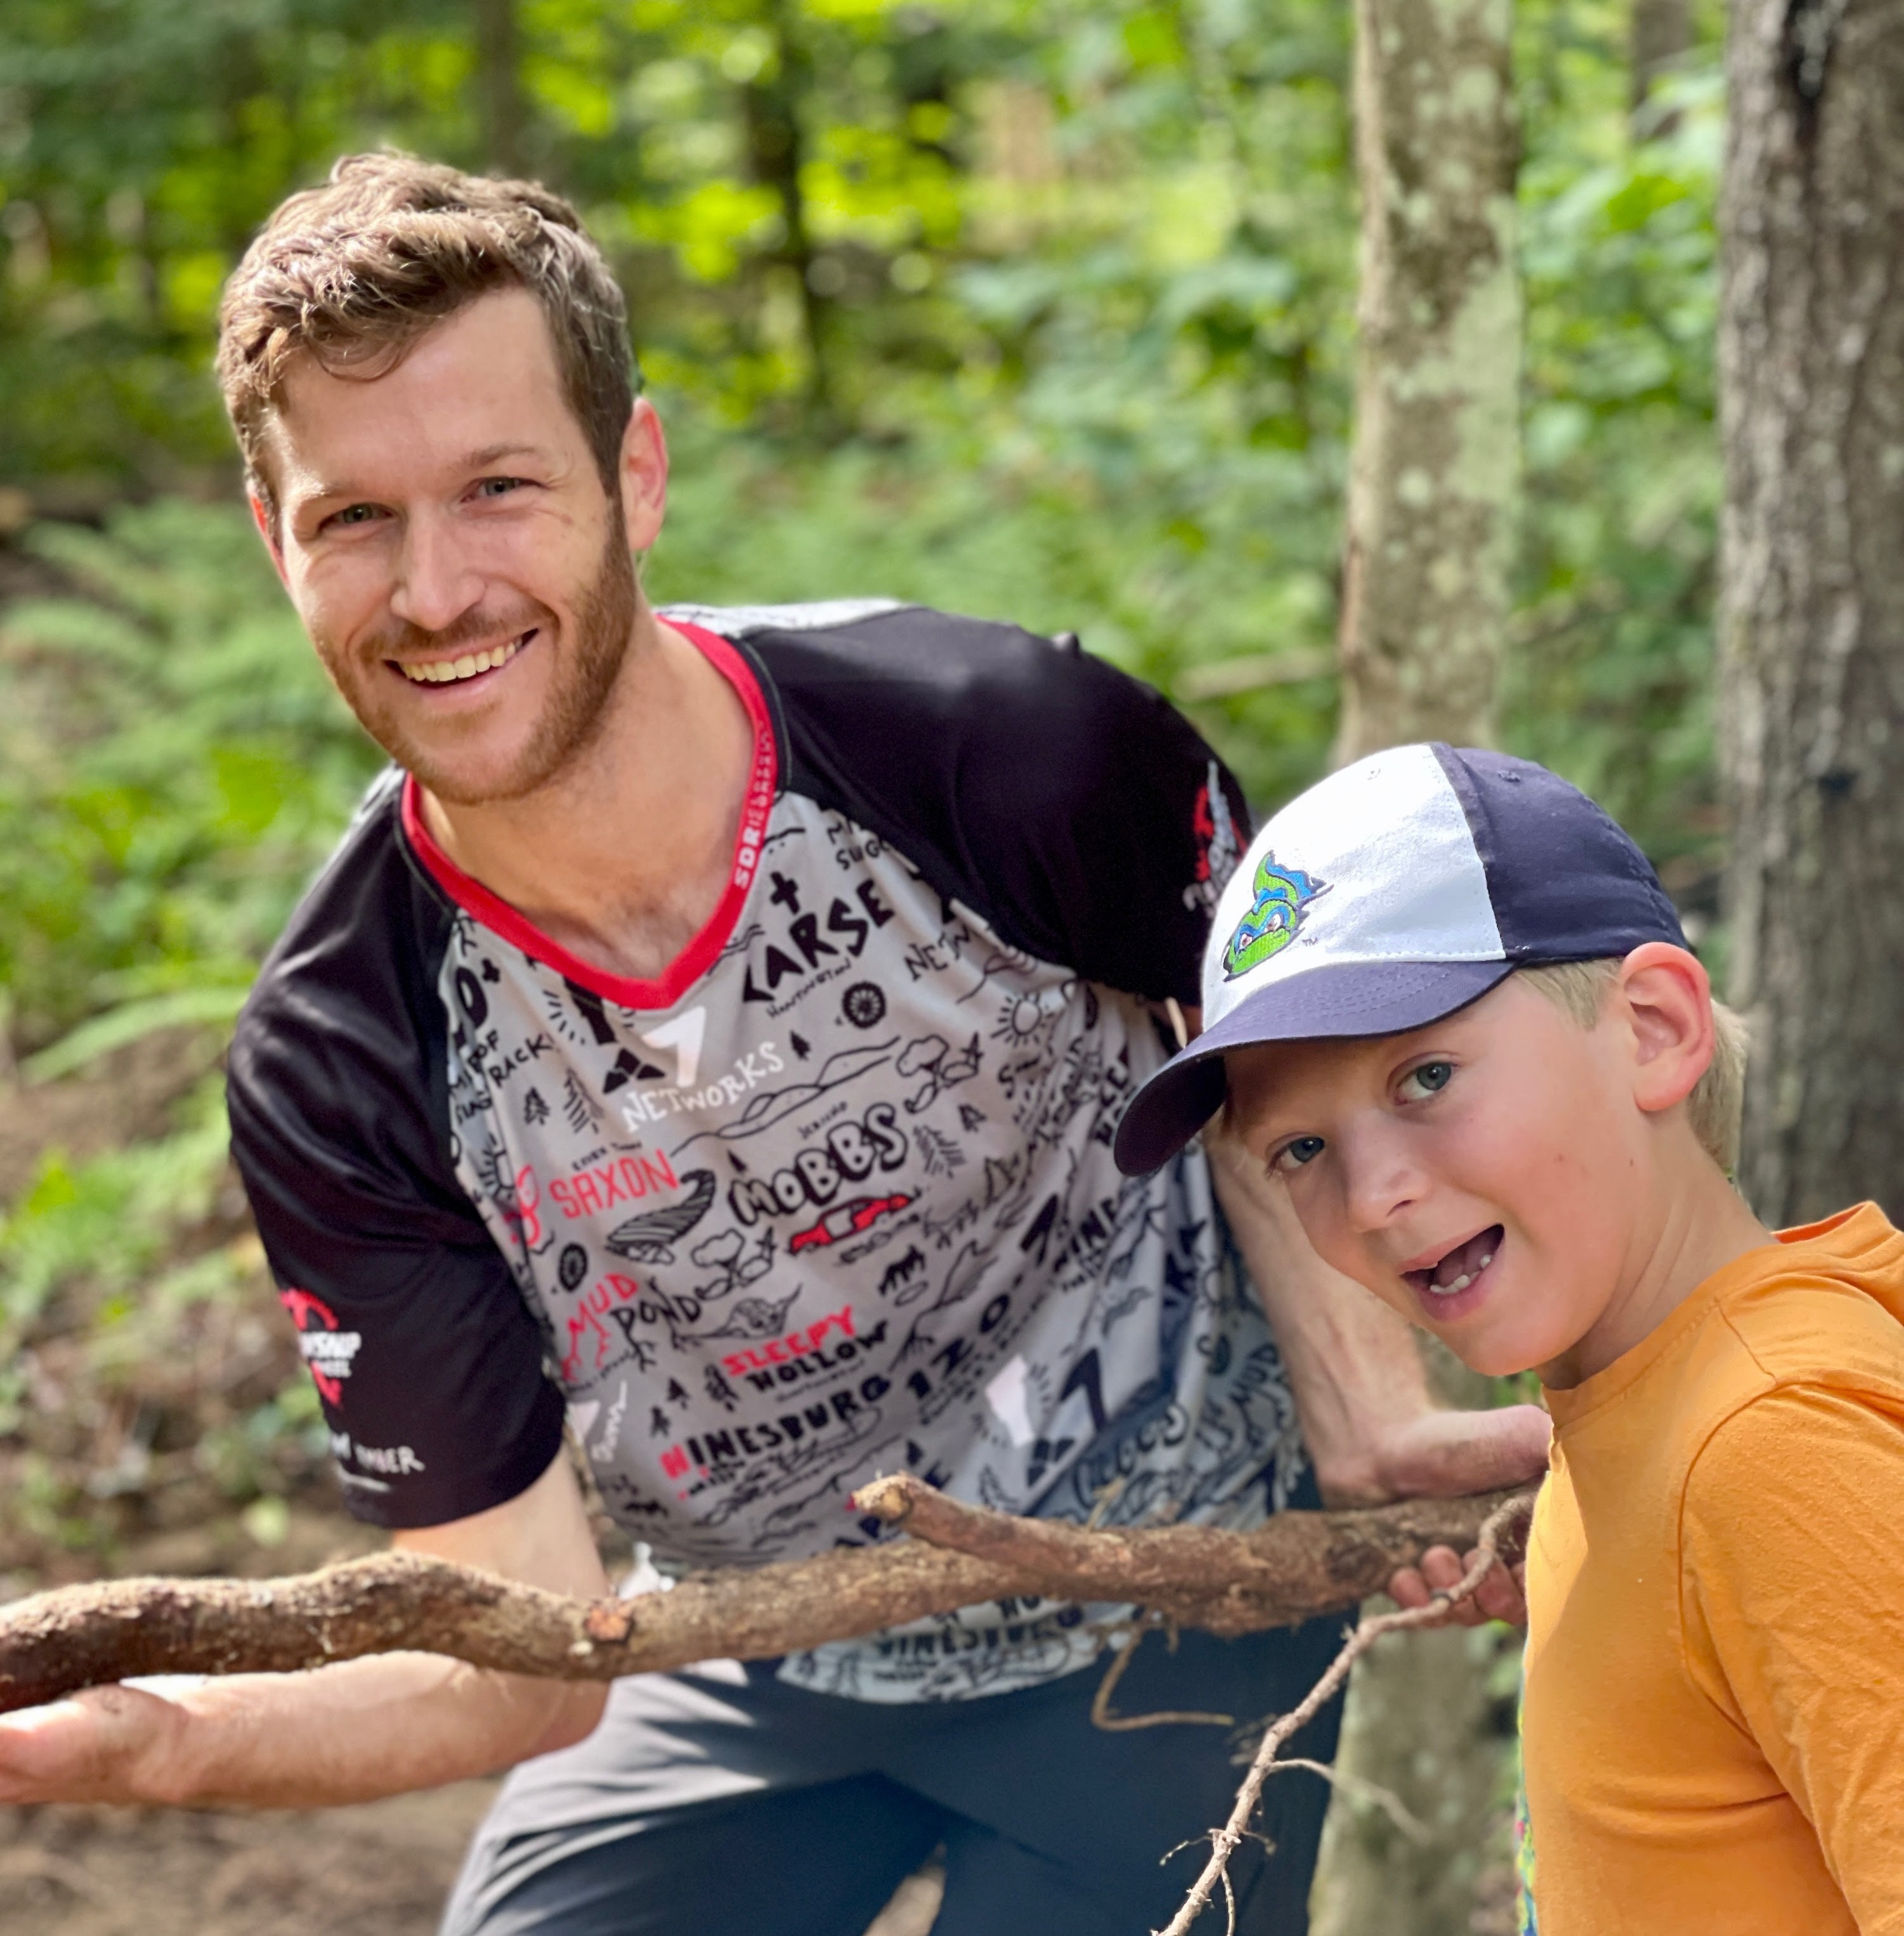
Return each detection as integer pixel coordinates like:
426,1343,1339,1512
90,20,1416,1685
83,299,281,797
1272,1135,1326,1174
1400,1060,1454,1100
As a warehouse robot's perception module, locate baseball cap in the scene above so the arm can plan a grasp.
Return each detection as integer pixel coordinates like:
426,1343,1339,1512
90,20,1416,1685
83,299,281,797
1112,742,1687,1175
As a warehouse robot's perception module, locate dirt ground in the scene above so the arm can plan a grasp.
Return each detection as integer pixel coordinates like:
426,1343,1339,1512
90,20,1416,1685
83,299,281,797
0,1781,502,1936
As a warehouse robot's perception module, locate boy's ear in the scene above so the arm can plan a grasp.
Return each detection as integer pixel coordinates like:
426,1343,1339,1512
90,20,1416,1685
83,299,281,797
1617,943,1714,1118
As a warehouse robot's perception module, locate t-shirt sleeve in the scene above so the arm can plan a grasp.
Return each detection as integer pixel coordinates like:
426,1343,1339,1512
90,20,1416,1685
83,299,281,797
950,644,1253,1005
1681,1384,1904,1928
228,909,566,1531
765,612,1252,1003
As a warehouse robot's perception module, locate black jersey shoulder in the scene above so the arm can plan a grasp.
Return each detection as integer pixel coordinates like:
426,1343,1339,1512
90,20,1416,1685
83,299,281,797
228,770,467,1241
668,601,1248,1005
227,771,564,1528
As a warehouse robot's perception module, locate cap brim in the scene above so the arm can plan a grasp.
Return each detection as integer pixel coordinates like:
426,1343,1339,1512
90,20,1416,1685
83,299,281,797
1112,959,1514,1175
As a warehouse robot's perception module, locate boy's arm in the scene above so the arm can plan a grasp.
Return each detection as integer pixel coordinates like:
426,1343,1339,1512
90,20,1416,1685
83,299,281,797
1683,1384,1904,1925
0,1448,611,1808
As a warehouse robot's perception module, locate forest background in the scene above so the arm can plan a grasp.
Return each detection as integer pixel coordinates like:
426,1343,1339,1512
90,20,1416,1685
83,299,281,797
0,0,1719,1928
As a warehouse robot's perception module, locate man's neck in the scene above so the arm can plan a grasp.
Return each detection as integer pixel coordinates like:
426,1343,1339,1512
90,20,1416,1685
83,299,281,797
1539,1136,1775,1390
417,608,755,986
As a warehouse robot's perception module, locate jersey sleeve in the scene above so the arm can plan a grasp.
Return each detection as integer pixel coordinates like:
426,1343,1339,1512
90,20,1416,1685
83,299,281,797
757,609,1252,1003
227,805,566,1530
1681,1384,1904,1928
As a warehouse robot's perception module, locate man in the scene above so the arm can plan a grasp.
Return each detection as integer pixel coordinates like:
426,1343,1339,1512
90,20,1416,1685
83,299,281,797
0,155,1546,1934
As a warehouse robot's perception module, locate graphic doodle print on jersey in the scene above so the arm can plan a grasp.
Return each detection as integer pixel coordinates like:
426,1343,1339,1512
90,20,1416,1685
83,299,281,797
441,791,1300,1702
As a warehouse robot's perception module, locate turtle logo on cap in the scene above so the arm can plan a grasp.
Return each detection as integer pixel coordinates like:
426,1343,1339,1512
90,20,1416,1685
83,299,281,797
1221,853,1327,980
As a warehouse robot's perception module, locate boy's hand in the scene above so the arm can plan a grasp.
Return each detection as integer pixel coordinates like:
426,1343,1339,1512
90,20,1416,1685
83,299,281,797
1369,1403,1549,1626
1390,1542,1529,1627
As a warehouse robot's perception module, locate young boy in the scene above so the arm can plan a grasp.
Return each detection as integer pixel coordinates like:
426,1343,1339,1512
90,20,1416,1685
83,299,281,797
1114,742,1904,1934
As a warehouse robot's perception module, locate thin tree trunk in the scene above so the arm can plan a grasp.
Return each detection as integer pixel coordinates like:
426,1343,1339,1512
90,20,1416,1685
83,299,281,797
1631,0,1695,112
1315,6,1525,1927
742,0,838,428
1335,0,1522,763
1720,0,1904,1226
474,0,528,177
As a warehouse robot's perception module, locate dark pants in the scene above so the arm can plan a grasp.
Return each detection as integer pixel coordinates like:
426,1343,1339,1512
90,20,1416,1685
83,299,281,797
440,1616,1345,1936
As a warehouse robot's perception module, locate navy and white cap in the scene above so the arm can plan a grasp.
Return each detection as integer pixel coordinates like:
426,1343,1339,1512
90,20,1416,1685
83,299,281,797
1112,742,1686,1175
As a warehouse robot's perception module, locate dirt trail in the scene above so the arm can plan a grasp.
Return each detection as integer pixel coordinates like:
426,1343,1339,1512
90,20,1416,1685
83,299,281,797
0,1782,500,1936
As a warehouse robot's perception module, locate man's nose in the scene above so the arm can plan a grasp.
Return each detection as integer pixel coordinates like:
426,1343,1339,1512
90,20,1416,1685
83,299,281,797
388,509,485,634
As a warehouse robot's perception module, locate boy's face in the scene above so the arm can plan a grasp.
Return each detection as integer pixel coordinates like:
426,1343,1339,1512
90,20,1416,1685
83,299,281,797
1225,976,1656,1380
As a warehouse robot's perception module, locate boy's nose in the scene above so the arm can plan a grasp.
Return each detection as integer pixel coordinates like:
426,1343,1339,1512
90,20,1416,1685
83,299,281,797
1340,1127,1426,1235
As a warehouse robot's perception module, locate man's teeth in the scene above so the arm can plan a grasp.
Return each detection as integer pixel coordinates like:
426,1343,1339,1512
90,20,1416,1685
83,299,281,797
1427,1250,1494,1297
400,635,526,684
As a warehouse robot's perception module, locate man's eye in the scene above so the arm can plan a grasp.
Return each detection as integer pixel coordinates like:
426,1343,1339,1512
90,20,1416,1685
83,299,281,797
330,504,382,528
1400,1061,1454,1100
474,476,525,498
1272,1135,1326,1174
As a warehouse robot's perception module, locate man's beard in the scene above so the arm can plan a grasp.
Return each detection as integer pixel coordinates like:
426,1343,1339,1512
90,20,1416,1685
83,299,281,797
332,522,639,807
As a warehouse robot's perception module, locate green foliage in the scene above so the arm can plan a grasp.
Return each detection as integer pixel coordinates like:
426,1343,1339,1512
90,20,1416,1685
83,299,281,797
0,497,382,1049
0,0,1730,1057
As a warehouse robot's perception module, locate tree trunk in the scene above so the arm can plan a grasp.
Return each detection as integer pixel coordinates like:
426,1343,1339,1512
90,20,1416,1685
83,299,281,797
1334,0,1523,764
1315,6,1525,1924
474,0,528,177
1631,0,1695,111
1719,0,1904,1227
1310,1349,1516,1936
742,0,838,428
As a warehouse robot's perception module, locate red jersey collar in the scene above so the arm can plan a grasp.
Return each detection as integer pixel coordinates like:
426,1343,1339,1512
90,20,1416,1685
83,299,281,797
399,620,777,1013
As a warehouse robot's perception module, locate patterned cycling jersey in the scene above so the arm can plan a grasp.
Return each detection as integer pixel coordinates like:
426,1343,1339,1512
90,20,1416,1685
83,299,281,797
229,603,1309,1702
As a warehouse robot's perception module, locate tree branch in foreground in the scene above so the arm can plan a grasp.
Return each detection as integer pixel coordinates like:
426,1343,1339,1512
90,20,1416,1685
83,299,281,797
0,1484,1532,1717
1157,1489,1539,1936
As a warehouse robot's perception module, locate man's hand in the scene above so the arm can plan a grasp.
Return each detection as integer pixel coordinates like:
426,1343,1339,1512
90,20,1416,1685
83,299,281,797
1200,1116,1548,1625
0,1684,188,1805
0,1448,611,1809
1366,1403,1549,1626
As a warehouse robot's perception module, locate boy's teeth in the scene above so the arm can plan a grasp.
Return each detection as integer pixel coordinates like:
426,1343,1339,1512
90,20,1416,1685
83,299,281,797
1429,1274,1471,1297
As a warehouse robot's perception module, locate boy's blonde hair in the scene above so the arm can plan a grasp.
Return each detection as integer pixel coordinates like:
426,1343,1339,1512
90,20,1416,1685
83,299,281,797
1518,960,1748,1175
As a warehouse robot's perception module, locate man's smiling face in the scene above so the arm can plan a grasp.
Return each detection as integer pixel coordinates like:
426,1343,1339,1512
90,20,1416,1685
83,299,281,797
1225,975,1651,1379
261,287,641,805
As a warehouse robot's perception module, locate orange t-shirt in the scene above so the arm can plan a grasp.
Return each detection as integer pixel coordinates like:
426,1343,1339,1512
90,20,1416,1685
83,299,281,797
1524,1202,1904,1934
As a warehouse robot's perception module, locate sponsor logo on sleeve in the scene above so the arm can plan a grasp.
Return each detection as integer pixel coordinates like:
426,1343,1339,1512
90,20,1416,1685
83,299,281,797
278,1288,362,1406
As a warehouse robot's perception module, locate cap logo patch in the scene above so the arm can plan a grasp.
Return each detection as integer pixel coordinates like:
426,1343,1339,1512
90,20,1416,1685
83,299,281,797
1221,853,1327,981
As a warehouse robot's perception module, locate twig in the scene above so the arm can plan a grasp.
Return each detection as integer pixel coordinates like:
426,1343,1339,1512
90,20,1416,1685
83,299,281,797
1270,1759,1431,1845
1089,1614,1234,1732
1154,1489,1537,1936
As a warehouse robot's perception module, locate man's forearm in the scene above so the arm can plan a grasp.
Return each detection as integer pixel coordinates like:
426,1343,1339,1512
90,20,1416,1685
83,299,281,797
1203,1123,1434,1503
153,1651,606,1808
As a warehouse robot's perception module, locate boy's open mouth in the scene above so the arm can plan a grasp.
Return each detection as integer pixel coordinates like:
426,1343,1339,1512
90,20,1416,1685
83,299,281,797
1405,1226,1504,1300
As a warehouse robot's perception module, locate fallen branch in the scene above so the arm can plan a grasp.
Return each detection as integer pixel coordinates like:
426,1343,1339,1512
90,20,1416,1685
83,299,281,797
1156,1488,1538,1936
0,1484,1530,1717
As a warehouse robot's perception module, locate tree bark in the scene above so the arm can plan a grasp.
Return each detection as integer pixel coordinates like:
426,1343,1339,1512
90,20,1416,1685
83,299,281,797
1719,0,1904,1226
1335,0,1523,762
0,1483,1529,1717
1317,6,1527,1928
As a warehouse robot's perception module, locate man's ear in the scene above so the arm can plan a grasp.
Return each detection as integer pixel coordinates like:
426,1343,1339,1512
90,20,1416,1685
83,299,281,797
618,399,668,556
249,493,289,587
1618,943,1715,1117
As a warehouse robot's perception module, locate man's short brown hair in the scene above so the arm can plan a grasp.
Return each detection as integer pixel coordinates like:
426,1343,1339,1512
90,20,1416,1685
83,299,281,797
216,152,637,527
